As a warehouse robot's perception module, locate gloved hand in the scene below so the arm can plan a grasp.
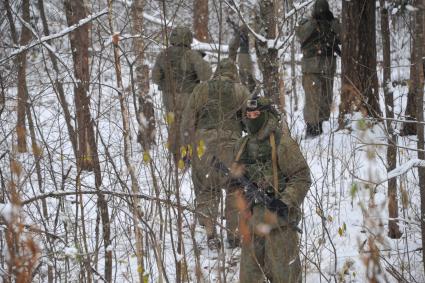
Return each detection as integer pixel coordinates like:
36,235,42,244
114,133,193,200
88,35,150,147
239,31,249,54
267,199,289,219
197,50,207,58
179,145,192,170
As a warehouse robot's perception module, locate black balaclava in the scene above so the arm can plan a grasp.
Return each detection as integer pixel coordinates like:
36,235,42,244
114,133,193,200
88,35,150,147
246,111,268,134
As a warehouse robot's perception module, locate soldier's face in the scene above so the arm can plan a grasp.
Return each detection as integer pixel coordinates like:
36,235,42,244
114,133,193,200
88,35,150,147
246,110,261,119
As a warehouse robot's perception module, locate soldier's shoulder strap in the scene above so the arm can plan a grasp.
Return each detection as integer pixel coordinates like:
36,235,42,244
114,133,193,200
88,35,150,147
269,132,279,194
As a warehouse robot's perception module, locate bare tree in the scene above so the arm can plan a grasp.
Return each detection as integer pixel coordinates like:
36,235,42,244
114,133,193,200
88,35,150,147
255,0,281,106
379,0,402,239
65,0,112,280
15,0,31,152
412,0,425,273
194,0,210,42
339,0,381,127
401,15,420,136
132,0,156,152
64,0,95,171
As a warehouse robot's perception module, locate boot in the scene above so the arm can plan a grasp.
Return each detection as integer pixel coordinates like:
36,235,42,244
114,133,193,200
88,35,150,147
306,123,322,138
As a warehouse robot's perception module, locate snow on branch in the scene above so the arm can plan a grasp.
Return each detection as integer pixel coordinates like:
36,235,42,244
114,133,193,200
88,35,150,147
143,12,166,26
378,158,425,184
224,0,313,48
0,8,108,65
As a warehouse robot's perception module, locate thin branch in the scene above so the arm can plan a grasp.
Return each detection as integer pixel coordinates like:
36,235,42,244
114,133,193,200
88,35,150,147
21,190,192,210
0,8,108,64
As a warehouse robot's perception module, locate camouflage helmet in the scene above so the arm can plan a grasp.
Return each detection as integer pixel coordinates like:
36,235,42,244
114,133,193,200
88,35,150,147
246,96,273,112
214,58,239,80
312,0,330,17
170,26,193,47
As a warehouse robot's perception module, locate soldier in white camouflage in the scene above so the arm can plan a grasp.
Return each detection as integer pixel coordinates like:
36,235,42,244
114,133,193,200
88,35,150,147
233,97,311,282
181,59,250,249
296,0,341,137
152,26,212,162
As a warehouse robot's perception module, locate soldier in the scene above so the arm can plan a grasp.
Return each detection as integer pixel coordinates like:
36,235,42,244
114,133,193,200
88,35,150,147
152,26,212,162
181,59,250,249
233,97,311,282
296,0,341,137
228,22,256,93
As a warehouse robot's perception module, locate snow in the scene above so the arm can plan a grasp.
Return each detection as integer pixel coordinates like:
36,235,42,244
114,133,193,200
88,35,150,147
1,0,424,282
0,203,18,223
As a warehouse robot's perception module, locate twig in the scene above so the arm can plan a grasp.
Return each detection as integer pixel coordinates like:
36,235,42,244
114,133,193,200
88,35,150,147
0,8,108,64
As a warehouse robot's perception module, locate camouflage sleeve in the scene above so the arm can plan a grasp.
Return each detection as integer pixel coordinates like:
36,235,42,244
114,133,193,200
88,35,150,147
189,50,212,82
180,83,208,145
151,53,163,86
295,18,317,44
277,134,311,208
331,18,341,42
228,34,240,61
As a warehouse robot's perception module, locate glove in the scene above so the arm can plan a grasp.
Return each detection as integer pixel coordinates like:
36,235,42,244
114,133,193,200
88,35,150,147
267,199,289,219
179,145,192,170
197,50,207,58
239,31,249,54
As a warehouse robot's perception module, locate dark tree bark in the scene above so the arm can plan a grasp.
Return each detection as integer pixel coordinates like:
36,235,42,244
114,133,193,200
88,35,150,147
255,0,281,106
401,20,419,136
194,0,209,42
379,0,402,239
339,0,382,127
16,0,31,152
64,0,95,171
65,1,112,281
412,0,425,274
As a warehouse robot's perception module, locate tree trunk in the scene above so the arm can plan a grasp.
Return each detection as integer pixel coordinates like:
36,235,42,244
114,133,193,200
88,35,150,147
412,0,425,274
255,0,281,106
131,0,156,152
339,0,381,127
64,0,95,171
194,0,209,42
65,1,112,281
379,0,402,239
402,19,419,136
16,0,31,152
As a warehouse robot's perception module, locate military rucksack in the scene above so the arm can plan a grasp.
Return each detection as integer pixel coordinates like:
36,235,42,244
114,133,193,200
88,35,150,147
300,19,340,58
196,80,243,132
159,46,199,94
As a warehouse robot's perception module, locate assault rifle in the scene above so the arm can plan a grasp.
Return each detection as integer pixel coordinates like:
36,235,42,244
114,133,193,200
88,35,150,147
211,156,302,233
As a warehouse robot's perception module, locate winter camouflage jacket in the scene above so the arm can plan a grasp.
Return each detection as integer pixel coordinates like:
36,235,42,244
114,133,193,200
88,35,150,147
181,59,250,145
295,1,341,74
152,27,212,113
234,113,311,225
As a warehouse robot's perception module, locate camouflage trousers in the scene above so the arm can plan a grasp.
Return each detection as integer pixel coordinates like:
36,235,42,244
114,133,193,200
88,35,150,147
163,91,191,163
302,72,334,125
240,206,301,283
191,129,242,241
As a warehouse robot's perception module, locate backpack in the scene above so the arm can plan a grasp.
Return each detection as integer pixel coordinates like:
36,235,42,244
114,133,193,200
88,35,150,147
301,19,340,58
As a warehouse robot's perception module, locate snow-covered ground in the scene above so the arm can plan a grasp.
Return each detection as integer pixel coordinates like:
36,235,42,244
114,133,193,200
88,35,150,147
1,1,424,282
